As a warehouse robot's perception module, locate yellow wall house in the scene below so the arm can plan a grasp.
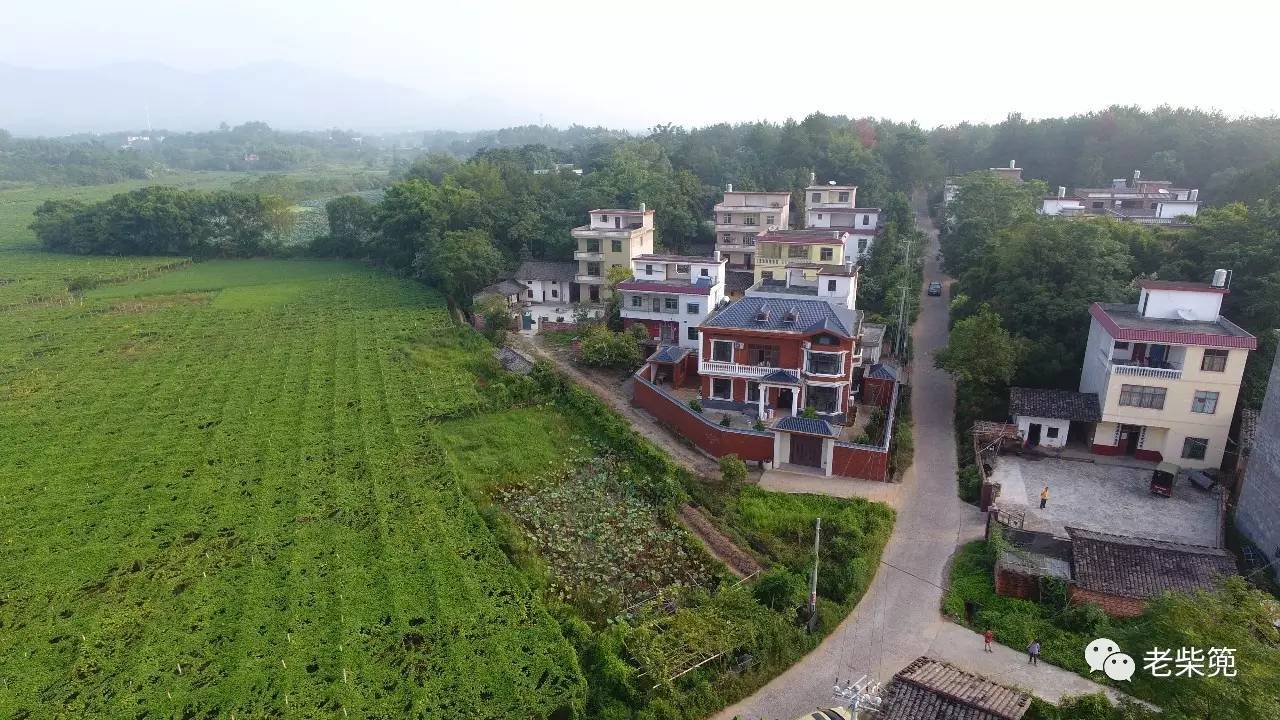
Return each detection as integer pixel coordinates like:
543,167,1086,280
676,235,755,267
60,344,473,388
570,205,655,302
752,229,849,285
1078,276,1256,469
712,186,792,270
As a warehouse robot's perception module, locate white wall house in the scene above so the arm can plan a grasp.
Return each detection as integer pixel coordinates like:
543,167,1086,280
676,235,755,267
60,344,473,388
618,252,727,349
1041,171,1200,225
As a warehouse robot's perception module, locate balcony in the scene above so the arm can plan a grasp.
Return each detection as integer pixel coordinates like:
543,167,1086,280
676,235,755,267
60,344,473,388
573,250,603,261
575,274,605,285
698,360,777,378
754,256,786,267
1108,362,1182,380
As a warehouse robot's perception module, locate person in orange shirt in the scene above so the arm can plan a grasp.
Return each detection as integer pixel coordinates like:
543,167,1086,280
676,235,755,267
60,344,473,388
1039,486,1050,509
983,629,995,652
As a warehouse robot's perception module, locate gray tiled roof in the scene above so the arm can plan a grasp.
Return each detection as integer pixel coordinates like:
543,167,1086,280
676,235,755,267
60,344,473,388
866,363,898,381
882,657,1031,720
760,369,801,384
514,260,578,284
648,345,691,364
703,296,856,338
1066,527,1236,599
724,270,755,293
475,279,527,298
1008,387,1101,422
773,416,837,436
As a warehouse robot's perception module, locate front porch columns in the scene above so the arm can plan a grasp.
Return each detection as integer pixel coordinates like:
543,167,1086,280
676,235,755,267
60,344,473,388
757,386,766,420
791,387,799,416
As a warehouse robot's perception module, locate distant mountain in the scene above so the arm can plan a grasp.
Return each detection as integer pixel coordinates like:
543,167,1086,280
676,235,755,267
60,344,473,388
0,61,524,136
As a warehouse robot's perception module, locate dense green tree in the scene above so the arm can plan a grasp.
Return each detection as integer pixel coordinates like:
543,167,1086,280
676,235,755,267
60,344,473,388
934,305,1026,389
415,228,502,308
315,195,374,257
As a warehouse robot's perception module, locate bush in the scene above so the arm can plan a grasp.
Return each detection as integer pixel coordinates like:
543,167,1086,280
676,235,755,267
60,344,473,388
719,454,748,486
753,420,766,431
626,323,652,343
801,406,817,419
752,568,807,612
719,414,732,427
688,398,703,413
577,325,642,369
958,464,982,503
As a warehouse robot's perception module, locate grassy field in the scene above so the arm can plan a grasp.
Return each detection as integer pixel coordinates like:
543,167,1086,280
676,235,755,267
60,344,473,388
0,259,585,718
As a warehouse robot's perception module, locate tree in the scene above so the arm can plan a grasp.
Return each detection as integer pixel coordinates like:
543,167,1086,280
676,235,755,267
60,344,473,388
577,325,642,369
415,228,501,308
719,455,748,486
934,306,1026,389
319,195,373,257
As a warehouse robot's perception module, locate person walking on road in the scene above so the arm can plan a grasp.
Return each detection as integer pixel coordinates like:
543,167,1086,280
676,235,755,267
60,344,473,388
1027,639,1041,665
983,629,995,653
1039,486,1050,509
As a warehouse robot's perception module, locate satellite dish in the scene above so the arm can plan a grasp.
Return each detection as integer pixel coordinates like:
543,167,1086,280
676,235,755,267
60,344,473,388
1176,308,1197,321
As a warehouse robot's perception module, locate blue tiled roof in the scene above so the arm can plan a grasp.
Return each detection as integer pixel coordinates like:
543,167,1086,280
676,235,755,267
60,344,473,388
866,363,898,381
760,369,801,384
703,296,853,337
773,416,837,436
648,345,691,363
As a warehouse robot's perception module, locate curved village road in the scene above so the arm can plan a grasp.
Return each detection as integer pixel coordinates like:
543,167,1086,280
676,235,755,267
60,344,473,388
712,198,1127,720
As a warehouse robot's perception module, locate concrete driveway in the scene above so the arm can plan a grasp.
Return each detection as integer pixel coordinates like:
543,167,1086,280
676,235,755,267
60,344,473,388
712,197,1129,719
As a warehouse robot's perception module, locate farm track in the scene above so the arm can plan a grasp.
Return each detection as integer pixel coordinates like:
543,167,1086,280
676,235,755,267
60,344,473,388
676,504,763,578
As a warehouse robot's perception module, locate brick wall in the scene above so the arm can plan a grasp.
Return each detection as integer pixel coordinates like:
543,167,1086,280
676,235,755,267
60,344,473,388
995,567,1041,601
1069,586,1146,619
832,442,889,482
632,376,774,463
539,321,578,333
862,375,895,408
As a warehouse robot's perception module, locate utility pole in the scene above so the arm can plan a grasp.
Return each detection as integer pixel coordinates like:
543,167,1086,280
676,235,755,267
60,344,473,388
894,235,914,358
807,517,821,633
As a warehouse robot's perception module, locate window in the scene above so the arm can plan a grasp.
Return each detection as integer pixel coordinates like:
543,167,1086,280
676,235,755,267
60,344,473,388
586,262,602,276
813,333,838,346
807,351,842,375
1191,390,1219,414
611,239,622,253
687,326,698,341
766,214,776,225
664,297,678,311
551,289,559,299
1119,384,1166,409
651,298,662,312
1150,202,1159,210
1092,201,1105,209
676,264,690,274
744,215,758,226
721,233,732,243
600,214,608,222
631,295,642,307
838,191,850,203
820,247,834,261
700,268,709,276
827,279,837,291
817,213,823,220
746,381,761,402
761,271,773,280
746,344,779,366
1114,341,1130,350
687,302,699,314
586,239,600,252
1046,426,1060,439
857,238,868,253
788,245,809,258
711,340,734,362
812,192,822,203
1201,349,1228,372
711,378,733,399
644,264,653,275
862,215,871,226
723,214,732,224
1182,436,1208,460
527,289,534,298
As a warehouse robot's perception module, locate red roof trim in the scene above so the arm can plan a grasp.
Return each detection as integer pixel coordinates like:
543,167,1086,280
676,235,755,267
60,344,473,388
1089,303,1257,350
617,280,711,296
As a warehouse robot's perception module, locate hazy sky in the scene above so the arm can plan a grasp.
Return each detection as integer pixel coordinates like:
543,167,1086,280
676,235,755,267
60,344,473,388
8,0,1279,130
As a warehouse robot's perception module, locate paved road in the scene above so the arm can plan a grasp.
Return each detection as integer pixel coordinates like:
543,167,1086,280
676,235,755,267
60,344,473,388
712,198,1128,719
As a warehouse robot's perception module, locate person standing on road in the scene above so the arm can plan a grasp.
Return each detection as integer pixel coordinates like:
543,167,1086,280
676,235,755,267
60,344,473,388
1039,486,1050,509
1027,639,1041,665
983,629,995,653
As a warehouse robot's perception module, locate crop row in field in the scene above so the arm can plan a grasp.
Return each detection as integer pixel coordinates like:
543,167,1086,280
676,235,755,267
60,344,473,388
0,260,585,718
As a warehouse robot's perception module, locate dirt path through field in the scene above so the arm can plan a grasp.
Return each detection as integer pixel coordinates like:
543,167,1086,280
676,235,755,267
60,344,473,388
677,503,763,578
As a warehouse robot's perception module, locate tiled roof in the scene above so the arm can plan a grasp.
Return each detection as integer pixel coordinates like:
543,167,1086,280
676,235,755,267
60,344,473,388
756,229,848,244
1091,303,1257,349
882,657,1031,720
514,261,577,284
724,270,755,293
617,279,711,295
866,363,898,381
494,347,535,375
1008,387,1101,422
759,369,802,385
773,416,837,436
1138,279,1229,294
1066,527,1237,600
702,296,855,337
648,345,691,364
475,278,527,298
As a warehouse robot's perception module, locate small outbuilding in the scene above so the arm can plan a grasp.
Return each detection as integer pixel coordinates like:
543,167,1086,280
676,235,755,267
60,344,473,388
881,656,1031,720
1008,387,1101,449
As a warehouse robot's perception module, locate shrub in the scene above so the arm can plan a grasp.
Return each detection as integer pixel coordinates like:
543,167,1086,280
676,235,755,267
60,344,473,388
752,567,807,612
688,398,702,413
958,464,982,503
753,420,766,431
719,454,748,486
627,323,652,343
577,325,642,369
801,406,817,419
719,414,731,427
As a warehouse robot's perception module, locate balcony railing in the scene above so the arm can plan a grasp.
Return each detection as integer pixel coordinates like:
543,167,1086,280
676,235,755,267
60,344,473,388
754,256,785,267
698,360,777,378
1108,362,1182,380
575,274,605,285
573,250,603,261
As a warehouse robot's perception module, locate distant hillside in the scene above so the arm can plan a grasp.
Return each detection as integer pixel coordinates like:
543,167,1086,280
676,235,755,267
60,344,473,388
0,61,524,135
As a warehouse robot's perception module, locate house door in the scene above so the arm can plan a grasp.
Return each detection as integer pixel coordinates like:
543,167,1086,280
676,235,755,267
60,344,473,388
569,284,580,303
1027,423,1042,447
660,323,677,343
1120,424,1142,455
776,388,793,410
790,434,823,468
589,285,600,302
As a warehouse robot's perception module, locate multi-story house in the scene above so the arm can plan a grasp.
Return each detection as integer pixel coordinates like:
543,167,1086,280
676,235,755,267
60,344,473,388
570,204,655,301
752,229,849,284
697,262,863,422
1078,274,1256,468
803,177,882,260
618,252,727,349
713,185,791,270
1041,171,1200,225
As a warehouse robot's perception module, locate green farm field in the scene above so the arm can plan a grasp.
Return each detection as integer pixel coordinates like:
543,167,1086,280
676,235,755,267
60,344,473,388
0,259,586,718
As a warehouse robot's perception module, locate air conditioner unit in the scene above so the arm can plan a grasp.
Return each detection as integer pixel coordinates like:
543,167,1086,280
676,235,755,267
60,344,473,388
736,342,745,349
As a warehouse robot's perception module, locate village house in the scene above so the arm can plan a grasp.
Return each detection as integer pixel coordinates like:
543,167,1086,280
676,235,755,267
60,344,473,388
751,229,849,284
803,175,881,260
880,656,1031,720
571,205,655,302
1008,386,1102,450
1078,273,1256,468
713,185,791,270
617,251,727,350
1041,170,1200,225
